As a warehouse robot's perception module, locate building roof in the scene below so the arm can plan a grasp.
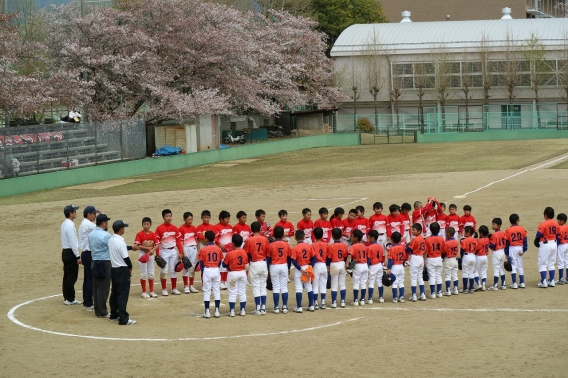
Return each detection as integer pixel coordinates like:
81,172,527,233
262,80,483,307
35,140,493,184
330,18,568,56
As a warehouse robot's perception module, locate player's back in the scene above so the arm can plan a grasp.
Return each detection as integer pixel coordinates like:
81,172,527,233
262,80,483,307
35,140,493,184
490,230,507,250
460,237,478,254
388,244,407,264
505,225,527,246
245,235,269,261
291,242,314,265
327,242,347,262
444,238,459,258
349,242,367,263
425,235,444,258
559,224,568,244
409,234,425,256
538,219,559,241
268,240,291,264
312,241,328,263
367,243,384,264
476,237,489,256
225,249,248,271
199,244,223,267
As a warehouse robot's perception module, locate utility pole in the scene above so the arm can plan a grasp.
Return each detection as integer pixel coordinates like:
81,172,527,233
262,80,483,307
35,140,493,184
1,0,8,14
81,0,86,17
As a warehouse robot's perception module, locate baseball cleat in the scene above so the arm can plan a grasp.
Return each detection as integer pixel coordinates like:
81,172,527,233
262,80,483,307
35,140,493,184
419,294,427,301
481,286,486,291
392,298,398,303
410,295,417,302
548,280,556,287
239,309,246,316
320,303,326,309
171,289,181,295
64,300,82,305
519,283,525,288
538,281,548,288
367,299,373,305
214,309,220,318
189,286,198,293
474,285,481,292
141,292,150,298
378,297,385,303
202,312,211,318
272,307,280,314
340,301,346,308
313,302,319,310
500,285,507,290
149,292,158,298
83,305,94,311
398,297,405,303
360,299,365,306
452,289,459,295
487,286,498,291
161,290,169,296
330,302,337,308
351,301,359,306
510,283,518,289
97,313,110,318
229,310,235,317
469,289,475,294
124,319,137,325
429,294,437,299
308,306,315,312
436,292,443,298
282,306,289,314
459,289,465,293
443,291,451,296
251,310,262,315
260,309,267,315
184,286,190,294
462,289,469,294
557,279,566,285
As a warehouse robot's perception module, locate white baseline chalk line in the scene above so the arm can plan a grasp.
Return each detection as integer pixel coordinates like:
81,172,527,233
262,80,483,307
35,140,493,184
6,292,361,341
460,153,568,197
344,307,568,313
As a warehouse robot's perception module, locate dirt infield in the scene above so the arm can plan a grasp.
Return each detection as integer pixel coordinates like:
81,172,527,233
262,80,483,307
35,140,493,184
2,145,568,377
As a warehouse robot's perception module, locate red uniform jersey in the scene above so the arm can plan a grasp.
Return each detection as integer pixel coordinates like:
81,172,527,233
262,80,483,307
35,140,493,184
214,223,234,251
537,219,559,242
354,217,369,236
233,223,252,242
447,214,460,233
461,236,478,254
408,234,426,256
425,235,445,258
388,244,407,265
400,213,411,232
476,237,490,256
369,214,388,235
490,230,507,250
459,215,477,233
412,203,431,229
196,223,216,242
505,225,527,247
367,243,384,265
297,219,314,241
342,218,356,238
437,212,448,229
155,223,183,252
312,241,328,263
314,219,332,243
223,248,248,271
386,214,403,237
558,224,568,244
424,206,438,229
327,242,348,263
267,240,291,265
349,243,368,264
291,242,315,266
198,244,223,268
244,235,269,262
134,230,159,247
330,217,344,233
444,238,459,258
273,221,295,238
179,224,198,247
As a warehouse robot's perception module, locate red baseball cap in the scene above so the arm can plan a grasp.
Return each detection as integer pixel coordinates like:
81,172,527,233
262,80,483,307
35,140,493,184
138,254,149,264
175,261,184,272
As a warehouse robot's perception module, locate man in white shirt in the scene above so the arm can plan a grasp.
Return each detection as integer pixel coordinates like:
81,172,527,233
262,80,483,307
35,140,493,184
78,206,100,311
68,109,81,122
108,220,136,325
61,204,81,305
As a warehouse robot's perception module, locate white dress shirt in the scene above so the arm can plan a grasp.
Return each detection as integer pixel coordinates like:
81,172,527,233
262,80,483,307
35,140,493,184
61,219,79,257
79,218,96,252
109,234,129,268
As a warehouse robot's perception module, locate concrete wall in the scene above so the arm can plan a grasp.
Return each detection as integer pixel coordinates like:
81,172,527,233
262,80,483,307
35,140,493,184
0,133,361,197
297,113,324,131
416,129,568,143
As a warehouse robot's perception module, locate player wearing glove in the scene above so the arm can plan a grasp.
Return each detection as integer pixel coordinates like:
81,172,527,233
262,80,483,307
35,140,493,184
133,217,159,298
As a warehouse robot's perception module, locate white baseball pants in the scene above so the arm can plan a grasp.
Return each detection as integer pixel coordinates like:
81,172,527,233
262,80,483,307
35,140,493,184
538,241,557,272
330,261,346,291
249,260,268,297
368,263,384,289
439,228,446,241
269,263,289,294
443,258,458,282
227,270,247,303
462,254,476,279
558,244,568,269
312,262,327,295
159,249,178,279
475,255,488,280
219,251,228,274
426,257,443,284
377,234,387,258
391,264,405,289
182,245,198,277
409,254,425,286
403,230,410,244
202,267,221,301
352,263,369,290
138,252,155,280
509,246,524,275
492,249,505,277
294,265,313,293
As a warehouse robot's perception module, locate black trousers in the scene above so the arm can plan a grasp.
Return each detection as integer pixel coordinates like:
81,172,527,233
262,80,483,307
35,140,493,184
61,249,79,302
110,267,131,325
92,260,112,317
81,251,93,307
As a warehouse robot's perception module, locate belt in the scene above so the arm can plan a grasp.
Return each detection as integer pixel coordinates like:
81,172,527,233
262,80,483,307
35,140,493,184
378,233,385,236
166,247,175,250
204,266,219,269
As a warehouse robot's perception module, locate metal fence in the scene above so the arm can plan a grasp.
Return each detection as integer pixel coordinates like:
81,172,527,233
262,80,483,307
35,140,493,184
0,119,146,178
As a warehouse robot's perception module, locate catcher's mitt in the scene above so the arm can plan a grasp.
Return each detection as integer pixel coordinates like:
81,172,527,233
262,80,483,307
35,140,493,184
182,256,192,270
382,272,393,287
422,267,430,281
266,275,273,291
504,260,512,272
155,255,167,269
142,240,154,248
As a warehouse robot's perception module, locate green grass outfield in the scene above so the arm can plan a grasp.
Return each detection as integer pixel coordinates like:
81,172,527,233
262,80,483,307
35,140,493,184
1,139,567,206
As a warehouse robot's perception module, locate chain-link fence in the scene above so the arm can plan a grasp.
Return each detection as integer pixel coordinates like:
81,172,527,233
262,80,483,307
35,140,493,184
0,119,146,178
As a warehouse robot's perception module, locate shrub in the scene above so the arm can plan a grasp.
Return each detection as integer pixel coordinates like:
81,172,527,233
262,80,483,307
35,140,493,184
356,117,375,133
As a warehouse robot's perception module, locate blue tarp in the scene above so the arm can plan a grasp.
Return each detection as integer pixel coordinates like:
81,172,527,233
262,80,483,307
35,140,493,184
153,146,182,156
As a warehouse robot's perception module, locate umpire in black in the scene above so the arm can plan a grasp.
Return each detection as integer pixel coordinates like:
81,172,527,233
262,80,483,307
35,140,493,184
108,220,137,325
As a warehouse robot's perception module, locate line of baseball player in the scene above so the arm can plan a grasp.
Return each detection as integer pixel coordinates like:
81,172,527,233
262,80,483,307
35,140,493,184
134,200,568,317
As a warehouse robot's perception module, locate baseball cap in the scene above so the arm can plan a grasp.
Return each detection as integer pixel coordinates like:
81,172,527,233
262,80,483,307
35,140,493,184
83,206,99,216
112,220,129,229
175,260,184,272
63,204,80,214
138,254,150,264
96,214,111,223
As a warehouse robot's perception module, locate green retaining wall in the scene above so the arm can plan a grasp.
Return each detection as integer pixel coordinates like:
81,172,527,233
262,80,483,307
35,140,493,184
0,133,360,197
416,129,568,143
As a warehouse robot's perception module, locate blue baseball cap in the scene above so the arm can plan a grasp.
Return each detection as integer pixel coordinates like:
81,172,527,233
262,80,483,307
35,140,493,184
83,206,99,216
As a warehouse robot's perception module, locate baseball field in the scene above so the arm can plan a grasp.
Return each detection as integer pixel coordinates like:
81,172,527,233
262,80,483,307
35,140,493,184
2,138,568,377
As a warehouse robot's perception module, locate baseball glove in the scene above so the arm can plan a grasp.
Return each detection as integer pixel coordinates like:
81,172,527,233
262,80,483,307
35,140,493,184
266,275,273,291
504,260,512,272
155,255,167,269
457,258,462,271
533,237,540,248
382,272,393,287
326,274,331,289
182,256,192,270
422,267,430,281
142,240,154,248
